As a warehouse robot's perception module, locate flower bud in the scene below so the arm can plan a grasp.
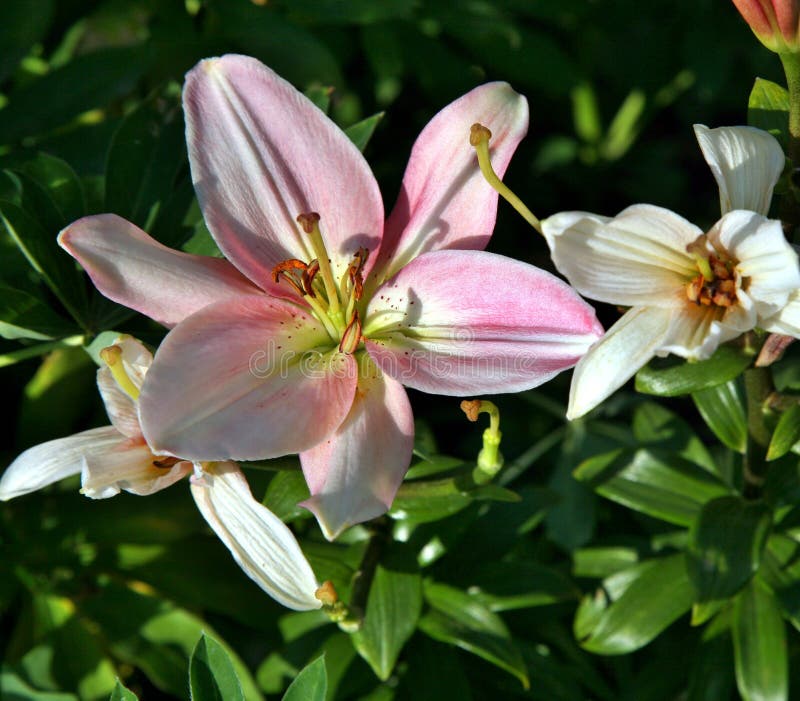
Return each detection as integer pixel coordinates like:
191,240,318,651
732,0,800,53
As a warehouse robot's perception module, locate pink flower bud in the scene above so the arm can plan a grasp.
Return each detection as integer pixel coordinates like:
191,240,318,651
732,0,800,53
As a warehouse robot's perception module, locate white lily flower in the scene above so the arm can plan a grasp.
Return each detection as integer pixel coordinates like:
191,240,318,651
0,336,322,611
542,125,800,419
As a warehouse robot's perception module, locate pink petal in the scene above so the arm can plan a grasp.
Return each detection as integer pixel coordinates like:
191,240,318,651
372,82,528,285
81,443,191,498
364,250,603,395
299,368,413,540
139,295,357,461
184,54,384,285
191,462,321,610
59,214,261,327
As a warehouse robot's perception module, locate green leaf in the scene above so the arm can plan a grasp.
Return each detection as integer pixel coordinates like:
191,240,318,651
13,152,87,226
0,45,151,144
419,581,529,689
189,633,245,701
352,566,423,680
109,680,139,700
466,561,579,610
574,448,730,526
0,284,74,340
573,547,639,579
0,0,54,84
686,496,772,602
748,77,790,147
0,666,77,700
767,404,800,461
304,85,333,113
262,469,311,522
635,345,753,397
687,612,736,701
344,112,384,152
692,380,747,453
105,97,187,232
733,579,788,701
0,200,88,327
281,656,327,701
573,554,694,654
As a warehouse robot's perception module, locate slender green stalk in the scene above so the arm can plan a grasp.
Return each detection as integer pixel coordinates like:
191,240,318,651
743,368,773,497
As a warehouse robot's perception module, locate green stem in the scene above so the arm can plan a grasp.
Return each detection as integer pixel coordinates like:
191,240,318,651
743,368,774,497
342,520,388,631
781,53,800,165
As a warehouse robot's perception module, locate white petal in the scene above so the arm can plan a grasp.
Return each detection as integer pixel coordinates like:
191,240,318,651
542,205,700,307
81,443,191,499
190,462,321,611
694,124,785,216
96,336,152,437
0,426,124,500
762,290,800,337
660,302,751,360
708,211,800,316
567,307,673,419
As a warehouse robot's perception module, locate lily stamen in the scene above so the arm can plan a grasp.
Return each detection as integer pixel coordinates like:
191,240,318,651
469,123,543,234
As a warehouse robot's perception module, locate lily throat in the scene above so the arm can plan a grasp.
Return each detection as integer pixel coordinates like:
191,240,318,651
272,212,367,354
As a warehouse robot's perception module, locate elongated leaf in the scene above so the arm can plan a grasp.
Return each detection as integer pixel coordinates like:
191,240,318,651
687,612,736,701
466,561,579,610
262,469,311,522
573,554,694,655
687,496,771,602
419,582,528,688
304,85,333,112
189,633,245,701
109,680,139,700
352,566,423,680
282,656,327,701
14,152,86,226
0,45,150,144
768,404,800,461
733,579,787,701
105,97,186,231
345,112,384,152
573,547,639,579
0,200,88,327
636,346,753,397
748,77,790,147
0,284,74,340
574,448,730,526
0,666,77,700
692,381,747,453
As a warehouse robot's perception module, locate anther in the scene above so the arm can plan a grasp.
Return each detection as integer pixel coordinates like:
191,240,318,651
339,309,362,354
303,259,320,297
271,259,308,296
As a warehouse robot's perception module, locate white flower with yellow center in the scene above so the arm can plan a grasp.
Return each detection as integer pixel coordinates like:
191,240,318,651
540,125,800,418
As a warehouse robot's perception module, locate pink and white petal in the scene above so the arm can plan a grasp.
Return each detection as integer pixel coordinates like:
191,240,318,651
708,211,800,314
191,462,321,610
659,302,753,361
0,426,124,500
59,215,261,327
363,250,603,395
567,306,674,420
139,295,357,461
81,444,190,498
373,82,529,283
763,290,800,337
299,366,413,541
693,125,785,216
96,335,153,438
184,55,384,285
542,205,700,307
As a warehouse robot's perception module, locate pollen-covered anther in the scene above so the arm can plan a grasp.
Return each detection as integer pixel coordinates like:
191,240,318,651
347,247,369,301
302,259,320,297
272,259,308,296
685,254,738,308
152,457,181,469
339,309,362,354
469,123,492,146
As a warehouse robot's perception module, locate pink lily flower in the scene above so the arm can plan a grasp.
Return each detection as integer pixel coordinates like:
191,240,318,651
59,55,602,540
0,336,322,610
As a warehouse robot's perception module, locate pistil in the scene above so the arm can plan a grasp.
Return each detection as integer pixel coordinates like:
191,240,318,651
297,212,344,327
100,344,140,401
469,123,543,234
